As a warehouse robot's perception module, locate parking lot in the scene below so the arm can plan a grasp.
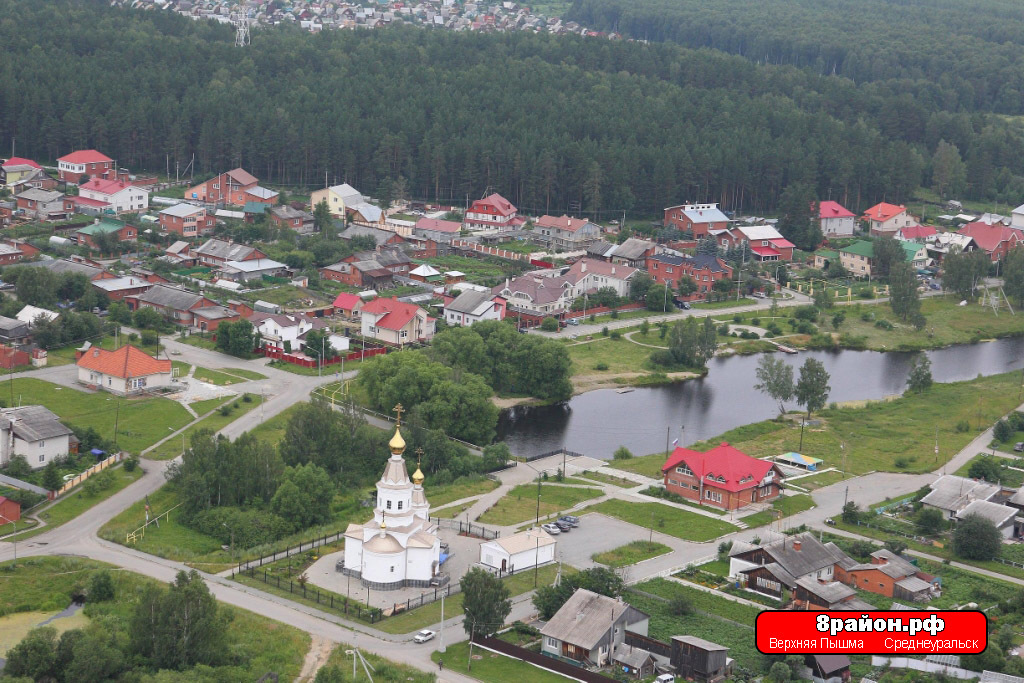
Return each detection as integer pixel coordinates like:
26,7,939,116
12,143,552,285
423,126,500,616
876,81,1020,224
553,512,678,570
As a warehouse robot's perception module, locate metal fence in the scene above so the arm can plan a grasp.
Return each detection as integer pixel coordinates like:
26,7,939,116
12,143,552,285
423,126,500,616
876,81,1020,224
234,530,346,575
430,517,500,540
241,566,384,623
524,448,584,462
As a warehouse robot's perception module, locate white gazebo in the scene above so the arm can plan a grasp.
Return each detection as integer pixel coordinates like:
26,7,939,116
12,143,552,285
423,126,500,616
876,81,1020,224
342,407,442,589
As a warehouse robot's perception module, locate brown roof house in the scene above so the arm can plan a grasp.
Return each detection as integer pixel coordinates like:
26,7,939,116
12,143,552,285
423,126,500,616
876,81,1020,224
540,589,649,667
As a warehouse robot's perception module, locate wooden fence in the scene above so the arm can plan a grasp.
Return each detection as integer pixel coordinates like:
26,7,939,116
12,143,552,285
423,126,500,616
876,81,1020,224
56,451,125,497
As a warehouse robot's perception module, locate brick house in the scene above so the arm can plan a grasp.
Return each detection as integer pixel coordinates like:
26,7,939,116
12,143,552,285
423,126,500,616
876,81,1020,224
959,221,1023,262
661,442,783,510
186,168,277,207
663,203,729,237
833,549,938,602
75,218,137,249
126,284,217,327
464,193,519,231
360,297,435,346
57,150,114,183
0,239,38,266
319,247,411,289
16,189,68,221
646,253,733,299
159,203,215,237
269,205,315,233
736,225,796,261
92,276,153,302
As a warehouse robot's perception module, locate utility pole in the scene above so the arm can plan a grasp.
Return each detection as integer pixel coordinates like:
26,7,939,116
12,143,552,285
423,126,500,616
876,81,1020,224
439,590,446,653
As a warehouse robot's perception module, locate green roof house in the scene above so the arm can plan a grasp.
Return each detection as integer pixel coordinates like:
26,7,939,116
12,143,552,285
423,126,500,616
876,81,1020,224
74,218,137,250
838,239,926,277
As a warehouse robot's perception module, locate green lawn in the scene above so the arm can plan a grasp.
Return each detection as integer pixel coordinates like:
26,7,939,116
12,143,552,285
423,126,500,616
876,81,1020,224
193,366,244,385
431,641,569,683
377,564,564,635
48,336,160,367
176,335,219,352
244,284,330,307
575,471,635,487
691,298,755,310
787,469,848,491
831,298,1024,352
739,493,815,528
954,453,1024,487
0,556,309,680
171,360,192,378
567,336,678,377
587,500,737,541
189,396,228,415
321,642,435,683
267,358,364,376
242,401,303,448
427,475,499,507
680,370,1024,474
605,452,668,479
224,367,267,380
2,378,191,454
592,540,672,567
146,393,263,460
476,484,602,525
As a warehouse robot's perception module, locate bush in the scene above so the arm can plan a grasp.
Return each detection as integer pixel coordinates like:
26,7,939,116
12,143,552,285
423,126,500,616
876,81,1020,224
649,349,674,366
994,419,1012,443
874,319,894,330
718,324,730,335
123,457,137,473
601,326,609,336
594,362,609,371
861,311,875,322
955,419,971,433
609,331,621,340
88,570,115,602
732,315,742,323
219,405,232,417
539,317,559,332
794,306,818,321
668,594,693,616
140,330,159,346
751,318,760,325
739,330,759,340
613,446,633,460
795,321,816,335
1008,411,1024,432
242,394,253,403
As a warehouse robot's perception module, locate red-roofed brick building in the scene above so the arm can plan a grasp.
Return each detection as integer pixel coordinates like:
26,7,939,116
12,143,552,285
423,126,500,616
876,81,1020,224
78,178,149,214
464,193,520,231
662,442,784,510
959,222,1023,261
360,297,435,346
75,344,173,395
57,150,114,183
186,168,277,207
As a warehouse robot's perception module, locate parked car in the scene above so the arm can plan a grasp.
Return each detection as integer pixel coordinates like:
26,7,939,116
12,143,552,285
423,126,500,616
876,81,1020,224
559,515,580,527
554,520,572,532
753,291,767,298
1015,442,1024,453
656,675,676,683
681,301,691,310
567,318,580,326
930,282,941,290
413,630,436,643
541,523,561,535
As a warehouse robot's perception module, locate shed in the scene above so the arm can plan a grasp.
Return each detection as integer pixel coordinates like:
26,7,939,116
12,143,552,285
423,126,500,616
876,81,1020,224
478,527,556,573
253,300,282,314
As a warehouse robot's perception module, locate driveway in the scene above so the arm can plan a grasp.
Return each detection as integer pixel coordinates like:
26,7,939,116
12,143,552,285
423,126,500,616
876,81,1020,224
555,514,659,569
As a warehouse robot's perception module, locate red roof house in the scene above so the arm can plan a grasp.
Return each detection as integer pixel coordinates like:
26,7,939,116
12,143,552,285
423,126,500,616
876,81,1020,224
359,297,435,346
464,193,520,231
818,200,855,237
662,442,784,510
959,222,1023,261
75,344,173,395
333,292,365,319
57,150,114,183
861,202,916,236
896,225,938,242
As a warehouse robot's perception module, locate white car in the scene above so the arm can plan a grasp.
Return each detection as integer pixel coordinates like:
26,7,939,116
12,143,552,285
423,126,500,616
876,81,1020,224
413,629,436,643
541,523,561,535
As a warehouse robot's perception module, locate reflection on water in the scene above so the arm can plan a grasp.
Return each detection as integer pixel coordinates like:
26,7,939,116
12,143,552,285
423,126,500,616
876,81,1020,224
497,337,1024,459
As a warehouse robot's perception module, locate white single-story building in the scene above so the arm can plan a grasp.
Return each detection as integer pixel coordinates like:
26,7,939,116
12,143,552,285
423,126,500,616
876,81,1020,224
478,527,556,573
75,344,173,395
0,405,76,470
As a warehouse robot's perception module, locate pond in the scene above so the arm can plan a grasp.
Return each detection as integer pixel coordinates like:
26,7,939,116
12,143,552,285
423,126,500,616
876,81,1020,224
497,337,1024,459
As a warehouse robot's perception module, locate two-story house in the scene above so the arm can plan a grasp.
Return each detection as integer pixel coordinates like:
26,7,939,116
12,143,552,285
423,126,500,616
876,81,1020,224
647,253,733,299
187,168,277,207
15,189,68,221
360,297,435,346
464,193,519,231
1,157,44,188
861,203,917,237
442,290,506,326
540,589,649,667
78,178,149,214
57,150,114,183
269,205,315,233
663,203,729,237
159,203,215,237
661,442,784,511
534,215,601,250
0,405,76,471
818,201,856,237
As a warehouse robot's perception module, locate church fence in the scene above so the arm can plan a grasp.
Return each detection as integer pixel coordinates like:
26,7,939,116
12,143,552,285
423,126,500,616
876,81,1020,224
430,517,500,540
233,530,347,575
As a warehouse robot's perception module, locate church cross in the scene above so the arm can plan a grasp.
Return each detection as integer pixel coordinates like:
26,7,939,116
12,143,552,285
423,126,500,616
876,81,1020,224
415,447,424,467
393,403,405,426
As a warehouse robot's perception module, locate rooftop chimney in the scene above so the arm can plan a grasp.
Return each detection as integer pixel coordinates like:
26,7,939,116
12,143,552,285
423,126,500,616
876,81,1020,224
793,539,802,551
581,262,586,273
576,611,585,623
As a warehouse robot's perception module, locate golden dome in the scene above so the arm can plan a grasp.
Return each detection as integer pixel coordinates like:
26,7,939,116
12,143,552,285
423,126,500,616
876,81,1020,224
388,426,406,454
412,467,425,485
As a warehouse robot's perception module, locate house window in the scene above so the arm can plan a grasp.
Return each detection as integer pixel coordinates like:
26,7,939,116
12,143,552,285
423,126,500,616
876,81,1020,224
391,566,395,573
39,454,45,463
39,440,45,448
397,501,403,510
386,500,392,510
546,637,558,649
704,490,722,503
675,464,693,476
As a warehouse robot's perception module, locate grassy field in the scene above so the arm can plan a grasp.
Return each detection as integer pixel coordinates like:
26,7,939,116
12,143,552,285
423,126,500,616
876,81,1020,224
376,564,563,635
691,297,755,310
244,284,330,307
427,475,499,507
830,298,1024,351
320,641,435,683
3,378,192,454
787,469,849,491
586,500,736,541
189,396,228,415
48,336,161,366
146,393,263,460
739,493,815,528
567,336,662,376
954,453,1024,487
224,367,267,380
193,366,246,385
615,371,1024,476
575,471,635,487
431,640,569,683
476,483,602,525
8,465,143,542
0,556,309,679
592,540,672,567
242,401,303,448
171,360,192,377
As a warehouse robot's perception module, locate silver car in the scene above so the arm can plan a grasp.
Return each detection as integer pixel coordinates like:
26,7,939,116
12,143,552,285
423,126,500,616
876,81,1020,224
413,629,436,643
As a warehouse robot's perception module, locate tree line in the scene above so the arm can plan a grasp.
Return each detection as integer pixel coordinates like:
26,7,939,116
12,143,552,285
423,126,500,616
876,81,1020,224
4,0,1024,218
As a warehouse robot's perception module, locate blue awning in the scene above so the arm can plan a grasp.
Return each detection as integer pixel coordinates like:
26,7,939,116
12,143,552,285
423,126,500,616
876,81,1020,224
90,449,105,456
439,552,450,565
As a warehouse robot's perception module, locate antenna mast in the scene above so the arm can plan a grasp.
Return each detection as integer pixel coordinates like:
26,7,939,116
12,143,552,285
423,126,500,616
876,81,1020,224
232,12,250,47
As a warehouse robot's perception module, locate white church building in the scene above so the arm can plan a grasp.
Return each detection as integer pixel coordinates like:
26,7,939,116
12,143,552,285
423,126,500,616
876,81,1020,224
342,419,442,590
